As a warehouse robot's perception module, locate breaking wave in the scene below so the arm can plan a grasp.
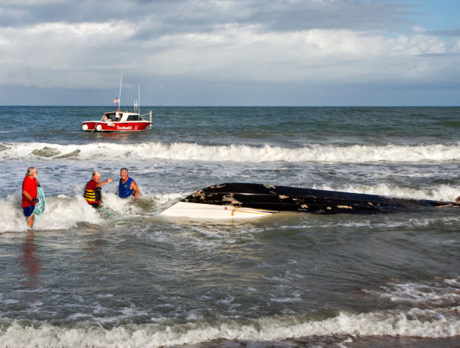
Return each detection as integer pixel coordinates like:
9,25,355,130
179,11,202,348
1,278,457,347
0,303,459,347
0,192,180,233
1,141,460,163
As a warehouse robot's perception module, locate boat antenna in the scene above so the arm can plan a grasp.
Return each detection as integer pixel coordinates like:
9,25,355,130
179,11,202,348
117,72,123,111
134,83,141,113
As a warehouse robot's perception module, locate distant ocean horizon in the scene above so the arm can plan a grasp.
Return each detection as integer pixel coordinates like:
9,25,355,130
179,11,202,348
3,104,460,107
0,106,459,347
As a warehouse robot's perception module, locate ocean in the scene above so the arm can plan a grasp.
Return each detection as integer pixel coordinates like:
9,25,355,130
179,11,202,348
0,106,459,347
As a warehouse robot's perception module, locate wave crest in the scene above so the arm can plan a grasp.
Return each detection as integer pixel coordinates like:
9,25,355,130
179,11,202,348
2,142,460,163
0,304,458,348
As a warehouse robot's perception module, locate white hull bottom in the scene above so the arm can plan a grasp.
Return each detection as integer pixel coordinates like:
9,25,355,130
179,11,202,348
161,202,277,219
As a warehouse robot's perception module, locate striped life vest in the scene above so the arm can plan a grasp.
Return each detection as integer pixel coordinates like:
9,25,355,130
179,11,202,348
84,180,102,205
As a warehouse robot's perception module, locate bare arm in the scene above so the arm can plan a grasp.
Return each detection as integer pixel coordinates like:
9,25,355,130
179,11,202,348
97,178,112,187
131,180,139,201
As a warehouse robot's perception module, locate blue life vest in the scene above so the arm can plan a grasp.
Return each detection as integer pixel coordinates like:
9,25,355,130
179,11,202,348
118,177,134,198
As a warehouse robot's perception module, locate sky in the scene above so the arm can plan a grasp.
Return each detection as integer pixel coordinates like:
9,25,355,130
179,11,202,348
1,0,459,106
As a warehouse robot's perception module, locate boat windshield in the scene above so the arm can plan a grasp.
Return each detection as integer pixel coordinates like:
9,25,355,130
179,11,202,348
127,115,141,121
102,112,119,121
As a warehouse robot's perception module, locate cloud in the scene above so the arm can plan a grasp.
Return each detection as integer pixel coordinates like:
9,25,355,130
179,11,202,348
0,21,134,88
0,0,410,32
0,0,459,105
1,21,456,85
430,29,460,37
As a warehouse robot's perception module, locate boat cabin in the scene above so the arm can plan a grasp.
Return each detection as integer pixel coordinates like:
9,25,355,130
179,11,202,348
102,112,143,122
82,110,151,132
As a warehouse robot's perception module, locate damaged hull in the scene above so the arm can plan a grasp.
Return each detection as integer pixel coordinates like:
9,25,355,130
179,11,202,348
161,202,277,219
161,183,453,219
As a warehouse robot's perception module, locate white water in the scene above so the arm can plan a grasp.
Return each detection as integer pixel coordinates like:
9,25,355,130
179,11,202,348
1,304,459,347
1,182,458,233
3,276,458,346
0,192,186,233
1,141,460,163
1,107,459,348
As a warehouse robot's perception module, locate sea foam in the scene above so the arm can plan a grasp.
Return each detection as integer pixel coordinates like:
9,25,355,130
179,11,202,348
2,141,460,163
0,304,458,347
1,181,458,233
0,192,181,233
0,195,104,233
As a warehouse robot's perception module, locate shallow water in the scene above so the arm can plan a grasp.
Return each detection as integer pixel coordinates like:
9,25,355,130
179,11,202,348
0,106,459,347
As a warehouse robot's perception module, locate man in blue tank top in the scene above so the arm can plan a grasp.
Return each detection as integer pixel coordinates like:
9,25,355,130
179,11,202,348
118,168,139,201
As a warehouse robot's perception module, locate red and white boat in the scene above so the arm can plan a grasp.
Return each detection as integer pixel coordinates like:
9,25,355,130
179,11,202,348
82,74,152,132
81,110,152,132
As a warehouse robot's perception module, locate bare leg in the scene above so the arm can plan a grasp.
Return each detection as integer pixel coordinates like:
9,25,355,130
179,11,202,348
27,214,34,228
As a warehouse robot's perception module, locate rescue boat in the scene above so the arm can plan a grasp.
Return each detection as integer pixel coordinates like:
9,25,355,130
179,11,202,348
81,110,152,132
81,73,152,132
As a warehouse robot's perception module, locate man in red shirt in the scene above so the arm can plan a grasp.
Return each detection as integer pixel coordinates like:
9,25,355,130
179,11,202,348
22,166,39,228
84,171,112,208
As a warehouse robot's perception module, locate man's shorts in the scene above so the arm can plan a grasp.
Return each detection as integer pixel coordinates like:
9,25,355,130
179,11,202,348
23,206,35,217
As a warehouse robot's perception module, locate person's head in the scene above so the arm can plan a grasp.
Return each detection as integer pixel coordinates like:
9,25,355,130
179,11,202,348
92,171,101,182
26,166,37,178
456,196,460,205
120,168,129,180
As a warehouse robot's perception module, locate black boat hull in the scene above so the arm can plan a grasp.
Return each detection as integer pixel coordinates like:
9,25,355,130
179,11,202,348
161,183,454,218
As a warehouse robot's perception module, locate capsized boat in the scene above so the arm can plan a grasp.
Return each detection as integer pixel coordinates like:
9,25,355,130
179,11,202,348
81,110,152,132
161,183,456,219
